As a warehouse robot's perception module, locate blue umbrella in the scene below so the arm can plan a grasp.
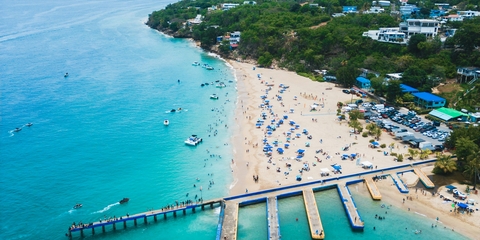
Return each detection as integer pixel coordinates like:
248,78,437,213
286,132,291,136
271,119,275,123
283,115,288,119
290,128,295,131
267,131,272,135
277,148,284,153
372,142,379,146
279,120,284,124
297,149,305,153
284,143,290,148
296,133,301,137
457,203,468,208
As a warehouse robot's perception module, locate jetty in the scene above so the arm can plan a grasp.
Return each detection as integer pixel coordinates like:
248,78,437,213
67,159,437,239
390,173,409,193
364,177,382,200
413,168,435,189
337,181,364,231
267,196,280,239
303,189,324,239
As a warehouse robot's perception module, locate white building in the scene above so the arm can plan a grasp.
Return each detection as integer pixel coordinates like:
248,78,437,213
457,10,480,19
442,14,464,22
222,3,239,10
243,1,256,5
399,19,439,39
229,31,241,43
364,6,385,14
362,28,407,44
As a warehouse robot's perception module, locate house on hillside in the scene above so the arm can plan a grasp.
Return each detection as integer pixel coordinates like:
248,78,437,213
457,67,480,84
343,6,358,13
412,92,446,109
400,84,419,94
458,10,480,19
243,1,256,5
363,19,439,44
364,7,385,14
443,15,463,22
222,3,239,10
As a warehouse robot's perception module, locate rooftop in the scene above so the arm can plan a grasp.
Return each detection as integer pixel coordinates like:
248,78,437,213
400,84,418,93
356,77,370,83
412,92,445,102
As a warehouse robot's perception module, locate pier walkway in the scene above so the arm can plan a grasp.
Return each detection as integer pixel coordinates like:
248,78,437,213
303,189,324,239
414,168,435,189
267,197,280,240
337,182,364,230
220,201,239,240
67,160,438,238
390,173,409,193
364,178,382,200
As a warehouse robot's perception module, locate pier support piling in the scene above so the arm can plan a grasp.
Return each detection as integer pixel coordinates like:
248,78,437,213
80,229,84,237
173,211,177,217
134,219,137,226
164,213,167,219
124,221,127,229
92,227,95,235
113,223,116,230
154,215,157,222
102,225,105,233
144,216,147,224
183,209,186,215
192,207,196,213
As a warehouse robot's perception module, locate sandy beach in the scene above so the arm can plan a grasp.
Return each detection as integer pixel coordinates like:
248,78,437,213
228,60,480,238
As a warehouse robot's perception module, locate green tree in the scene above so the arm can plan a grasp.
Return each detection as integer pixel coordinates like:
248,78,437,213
419,149,432,160
373,126,382,140
454,18,480,51
407,34,427,56
401,66,428,89
408,148,419,159
465,149,480,189
402,93,414,103
386,80,403,104
348,119,362,133
455,137,479,163
434,154,457,174
348,109,364,121
336,61,357,88
370,77,386,96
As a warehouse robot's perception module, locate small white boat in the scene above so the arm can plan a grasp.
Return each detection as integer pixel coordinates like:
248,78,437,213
185,135,202,146
64,72,69,78
26,123,33,127
164,119,169,126
206,66,214,70
216,82,226,88
210,94,219,100
192,61,200,66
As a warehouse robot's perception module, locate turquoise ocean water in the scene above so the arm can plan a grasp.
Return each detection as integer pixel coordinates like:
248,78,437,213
0,1,471,239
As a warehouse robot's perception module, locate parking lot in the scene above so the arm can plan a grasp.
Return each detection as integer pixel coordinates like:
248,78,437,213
358,103,451,149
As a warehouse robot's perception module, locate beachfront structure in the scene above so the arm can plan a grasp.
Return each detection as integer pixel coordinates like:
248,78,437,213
362,28,406,44
457,67,480,84
355,77,371,89
412,92,446,109
443,15,464,22
385,73,402,81
458,10,480,19
229,31,241,43
343,6,358,13
188,14,202,24
221,3,239,10
400,84,419,94
429,107,466,122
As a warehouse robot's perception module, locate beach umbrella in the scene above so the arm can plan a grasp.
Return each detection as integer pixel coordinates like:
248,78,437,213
267,131,272,135
351,153,357,158
265,99,270,103
297,149,305,153
284,143,290,148
286,132,292,136
290,127,295,131
271,119,275,123
372,141,379,146
296,133,301,137
279,119,284,124
295,124,300,129
296,155,303,159
457,203,468,208
283,115,288,119
277,148,284,154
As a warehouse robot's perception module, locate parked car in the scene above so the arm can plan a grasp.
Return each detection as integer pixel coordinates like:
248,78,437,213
453,189,467,200
342,90,350,94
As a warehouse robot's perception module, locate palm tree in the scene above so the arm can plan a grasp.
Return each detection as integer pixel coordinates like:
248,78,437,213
349,110,363,121
419,149,432,160
434,154,457,174
408,148,419,159
373,127,382,140
348,119,362,133
389,142,395,152
465,149,480,190
366,123,376,135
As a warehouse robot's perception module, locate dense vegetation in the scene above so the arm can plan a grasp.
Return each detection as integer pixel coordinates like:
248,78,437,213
147,0,480,107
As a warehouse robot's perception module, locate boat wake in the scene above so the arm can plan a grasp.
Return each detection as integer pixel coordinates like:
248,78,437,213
91,202,120,214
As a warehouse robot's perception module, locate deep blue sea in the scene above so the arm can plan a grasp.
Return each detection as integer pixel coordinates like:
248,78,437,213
0,1,471,240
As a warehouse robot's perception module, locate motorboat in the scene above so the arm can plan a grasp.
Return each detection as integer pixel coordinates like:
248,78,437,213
170,109,176,112
206,66,214,70
210,94,219,100
13,128,22,132
26,123,33,127
216,82,226,88
119,198,129,204
201,83,205,87
64,72,69,77
164,119,169,126
185,135,202,146
73,203,82,209
192,61,200,66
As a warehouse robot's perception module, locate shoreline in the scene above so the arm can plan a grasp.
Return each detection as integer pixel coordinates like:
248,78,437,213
227,60,480,239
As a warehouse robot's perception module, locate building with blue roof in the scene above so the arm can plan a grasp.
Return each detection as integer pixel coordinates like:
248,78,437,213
412,92,446,109
400,84,419,94
355,77,371,89
343,6,357,13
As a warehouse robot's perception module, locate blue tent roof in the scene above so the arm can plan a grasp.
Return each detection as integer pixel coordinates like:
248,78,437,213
400,84,419,93
297,149,305,153
356,76,370,83
412,92,446,102
457,203,468,208
372,141,379,146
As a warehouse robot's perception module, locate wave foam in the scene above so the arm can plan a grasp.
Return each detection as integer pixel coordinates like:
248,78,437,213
91,202,119,214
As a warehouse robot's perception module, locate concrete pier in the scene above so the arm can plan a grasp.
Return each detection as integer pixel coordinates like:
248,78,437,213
364,178,382,200
390,173,409,193
413,168,435,189
267,196,280,240
337,183,364,231
302,190,324,239
220,202,239,240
